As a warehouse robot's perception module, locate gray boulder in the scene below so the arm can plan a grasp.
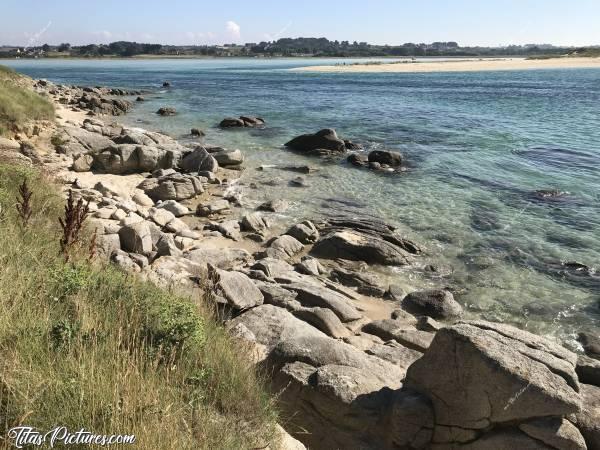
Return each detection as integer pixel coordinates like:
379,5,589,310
402,289,463,320
330,267,388,297
251,257,295,278
285,129,346,154
405,321,581,432
156,234,182,257
196,199,230,217
208,265,263,311
141,173,204,201
257,283,302,312
185,247,251,271
229,304,326,351
157,200,190,217
180,147,219,173
219,116,265,128
579,332,600,359
577,355,600,387
241,212,270,233
118,221,153,255
148,207,175,227
363,320,433,352
368,150,403,167
93,144,179,174
286,220,319,244
72,153,93,172
366,342,423,370
60,125,114,154
219,117,245,128
263,235,304,260
212,148,244,166
347,153,369,167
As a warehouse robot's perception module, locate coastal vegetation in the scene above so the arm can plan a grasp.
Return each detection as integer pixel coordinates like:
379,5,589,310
0,66,54,135
0,158,277,447
0,38,589,59
0,66,278,449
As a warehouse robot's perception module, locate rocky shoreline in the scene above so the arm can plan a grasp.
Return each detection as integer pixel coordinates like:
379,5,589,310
3,78,599,450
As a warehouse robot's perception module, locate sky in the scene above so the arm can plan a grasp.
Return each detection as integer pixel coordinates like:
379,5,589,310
1,0,599,47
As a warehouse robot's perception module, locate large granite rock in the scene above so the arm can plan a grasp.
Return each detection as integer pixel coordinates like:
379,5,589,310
139,173,204,201
179,147,219,173
211,148,244,167
93,144,180,174
229,304,327,352
405,321,581,432
268,337,421,450
59,125,114,154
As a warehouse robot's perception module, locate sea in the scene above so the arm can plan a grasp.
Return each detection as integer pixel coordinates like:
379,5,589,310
4,57,599,345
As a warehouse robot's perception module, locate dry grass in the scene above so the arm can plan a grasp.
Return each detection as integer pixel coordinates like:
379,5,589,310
0,164,278,449
0,65,54,136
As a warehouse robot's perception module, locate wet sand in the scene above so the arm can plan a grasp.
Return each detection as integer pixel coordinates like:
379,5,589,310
293,57,600,73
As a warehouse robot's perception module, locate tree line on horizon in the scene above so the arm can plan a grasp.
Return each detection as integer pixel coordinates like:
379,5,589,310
0,38,592,58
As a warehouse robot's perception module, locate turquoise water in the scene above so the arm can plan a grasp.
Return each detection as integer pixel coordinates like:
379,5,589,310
4,58,600,343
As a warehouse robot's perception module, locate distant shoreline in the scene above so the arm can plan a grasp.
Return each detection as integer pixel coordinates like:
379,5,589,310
0,54,584,62
292,57,600,73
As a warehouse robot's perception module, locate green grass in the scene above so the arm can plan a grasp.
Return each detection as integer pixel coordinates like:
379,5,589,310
0,65,54,136
0,164,278,449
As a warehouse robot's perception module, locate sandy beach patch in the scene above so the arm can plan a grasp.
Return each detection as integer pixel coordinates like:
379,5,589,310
293,57,600,73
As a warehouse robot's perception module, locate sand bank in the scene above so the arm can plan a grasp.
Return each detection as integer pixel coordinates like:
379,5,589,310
293,57,600,73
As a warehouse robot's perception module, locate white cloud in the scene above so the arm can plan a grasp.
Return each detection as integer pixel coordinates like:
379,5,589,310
226,21,241,41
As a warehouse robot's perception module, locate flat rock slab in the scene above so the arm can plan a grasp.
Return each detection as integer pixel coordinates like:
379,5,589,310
312,230,411,266
229,304,327,351
209,265,263,311
280,281,362,322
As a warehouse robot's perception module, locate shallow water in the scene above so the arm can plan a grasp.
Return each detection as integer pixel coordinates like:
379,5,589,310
5,58,600,343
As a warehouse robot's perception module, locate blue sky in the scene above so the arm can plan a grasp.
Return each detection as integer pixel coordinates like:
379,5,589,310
2,0,599,47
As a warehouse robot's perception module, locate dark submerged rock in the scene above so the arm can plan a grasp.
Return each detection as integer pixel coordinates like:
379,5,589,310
368,150,403,167
156,107,177,116
285,129,346,154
